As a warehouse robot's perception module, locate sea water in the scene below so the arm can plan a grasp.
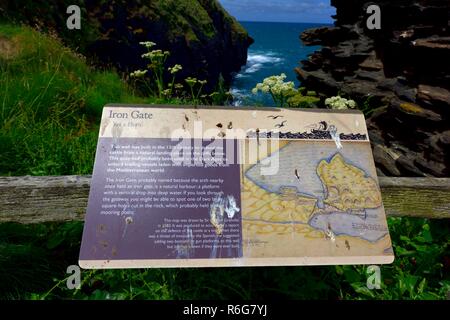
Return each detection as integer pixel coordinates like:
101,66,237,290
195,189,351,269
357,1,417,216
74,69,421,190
231,21,329,107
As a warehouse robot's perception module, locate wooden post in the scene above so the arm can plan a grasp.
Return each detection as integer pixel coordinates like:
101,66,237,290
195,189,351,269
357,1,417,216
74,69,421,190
0,175,449,224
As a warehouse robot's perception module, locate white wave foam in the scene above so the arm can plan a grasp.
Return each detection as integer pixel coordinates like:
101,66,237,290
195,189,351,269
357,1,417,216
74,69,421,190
245,63,263,74
241,52,283,74
230,88,246,106
230,88,244,94
235,73,248,79
231,52,284,106
247,53,282,65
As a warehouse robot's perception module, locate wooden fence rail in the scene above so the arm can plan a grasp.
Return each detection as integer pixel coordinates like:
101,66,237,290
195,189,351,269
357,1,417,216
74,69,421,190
0,176,449,224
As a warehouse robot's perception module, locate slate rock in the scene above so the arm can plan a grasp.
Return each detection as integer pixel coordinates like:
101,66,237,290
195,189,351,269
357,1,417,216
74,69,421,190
296,0,450,177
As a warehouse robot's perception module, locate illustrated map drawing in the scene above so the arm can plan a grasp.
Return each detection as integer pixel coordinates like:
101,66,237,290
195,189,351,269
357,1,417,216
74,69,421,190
242,140,392,261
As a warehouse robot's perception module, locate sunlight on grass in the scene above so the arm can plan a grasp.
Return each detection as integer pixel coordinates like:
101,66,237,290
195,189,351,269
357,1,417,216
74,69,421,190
0,25,146,175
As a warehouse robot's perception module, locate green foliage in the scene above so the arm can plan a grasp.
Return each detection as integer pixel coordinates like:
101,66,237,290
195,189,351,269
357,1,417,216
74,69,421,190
252,74,296,108
360,95,379,117
0,0,100,53
84,72,142,117
1,218,447,300
253,76,320,108
0,25,144,175
336,218,449,300
287,92,320,108
157,0,217,41
132,42,172,98
0,25,233,176
209,74,233,105
325,96,357,110
131,41,233,106
1,0,250,54
0,222,83,299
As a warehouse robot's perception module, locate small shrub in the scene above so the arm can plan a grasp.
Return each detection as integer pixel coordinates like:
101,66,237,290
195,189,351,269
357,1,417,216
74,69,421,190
325,96,357,110
287,93,320,108
252,74,296,108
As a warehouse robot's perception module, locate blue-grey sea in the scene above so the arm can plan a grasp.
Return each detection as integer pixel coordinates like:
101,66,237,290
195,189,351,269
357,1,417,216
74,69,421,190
231,21,329,106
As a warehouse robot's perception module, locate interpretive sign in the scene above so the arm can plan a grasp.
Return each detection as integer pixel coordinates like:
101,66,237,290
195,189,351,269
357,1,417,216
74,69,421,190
79,104,394,268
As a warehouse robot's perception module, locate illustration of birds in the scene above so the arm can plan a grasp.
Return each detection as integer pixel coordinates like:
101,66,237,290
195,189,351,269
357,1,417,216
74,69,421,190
319,121,328,131
268,115,283,119
275,120,287,128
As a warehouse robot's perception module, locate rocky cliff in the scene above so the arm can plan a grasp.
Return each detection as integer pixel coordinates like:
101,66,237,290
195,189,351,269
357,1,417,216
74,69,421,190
296,0,450,177
1,0,253,91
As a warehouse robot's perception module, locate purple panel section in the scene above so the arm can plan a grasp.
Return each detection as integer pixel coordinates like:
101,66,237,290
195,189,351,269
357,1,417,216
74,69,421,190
79,138,242,260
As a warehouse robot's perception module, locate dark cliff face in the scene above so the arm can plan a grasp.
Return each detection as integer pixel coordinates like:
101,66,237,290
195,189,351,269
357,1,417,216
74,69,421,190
1,0,253,91
296,0,450,177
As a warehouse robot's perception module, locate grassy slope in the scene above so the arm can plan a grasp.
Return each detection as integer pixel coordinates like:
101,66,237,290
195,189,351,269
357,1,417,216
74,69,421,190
154,0,249,41
0,25,145,175
1,0,249,49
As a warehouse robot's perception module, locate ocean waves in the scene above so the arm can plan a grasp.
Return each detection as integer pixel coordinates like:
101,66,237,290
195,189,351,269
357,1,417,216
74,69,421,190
231,51,284,106
229,22,324,107
229,88,246,106
238,51,283,76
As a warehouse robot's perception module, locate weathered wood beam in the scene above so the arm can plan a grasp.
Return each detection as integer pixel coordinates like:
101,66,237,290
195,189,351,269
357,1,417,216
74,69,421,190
0,176,449,224
0,175,90,224
378,177,450,220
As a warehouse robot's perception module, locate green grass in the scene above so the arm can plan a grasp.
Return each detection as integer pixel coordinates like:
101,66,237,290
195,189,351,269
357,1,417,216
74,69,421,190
0,24,146,176
1,0,249,48
0,218,448,300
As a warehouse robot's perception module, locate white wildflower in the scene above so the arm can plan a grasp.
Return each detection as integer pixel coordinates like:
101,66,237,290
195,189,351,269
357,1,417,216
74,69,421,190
139,41,156,48
252,74,295,96
347,100,356,108
185,77,198,85
168,64,183,74
130,70,148,78
141,52,153,59
325,96,357,110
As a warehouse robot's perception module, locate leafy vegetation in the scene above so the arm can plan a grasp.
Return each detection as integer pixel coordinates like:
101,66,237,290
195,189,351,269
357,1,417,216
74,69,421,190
0,218,448,300
325,96,357,110
0,25,224,176
0,25,148,176
252,74,320,108
0,24,448,301
287,92,320,108
1,0,249,51
359,95,386,118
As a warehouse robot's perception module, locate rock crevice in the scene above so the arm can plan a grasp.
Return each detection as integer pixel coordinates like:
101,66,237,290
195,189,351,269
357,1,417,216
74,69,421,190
296,0,450,177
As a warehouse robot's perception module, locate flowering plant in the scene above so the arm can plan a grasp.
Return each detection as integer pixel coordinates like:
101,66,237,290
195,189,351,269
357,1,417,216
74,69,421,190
325,96,357,110
252,74,296,108
185,77,208,104
130,41,178,98
129,41,228,105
